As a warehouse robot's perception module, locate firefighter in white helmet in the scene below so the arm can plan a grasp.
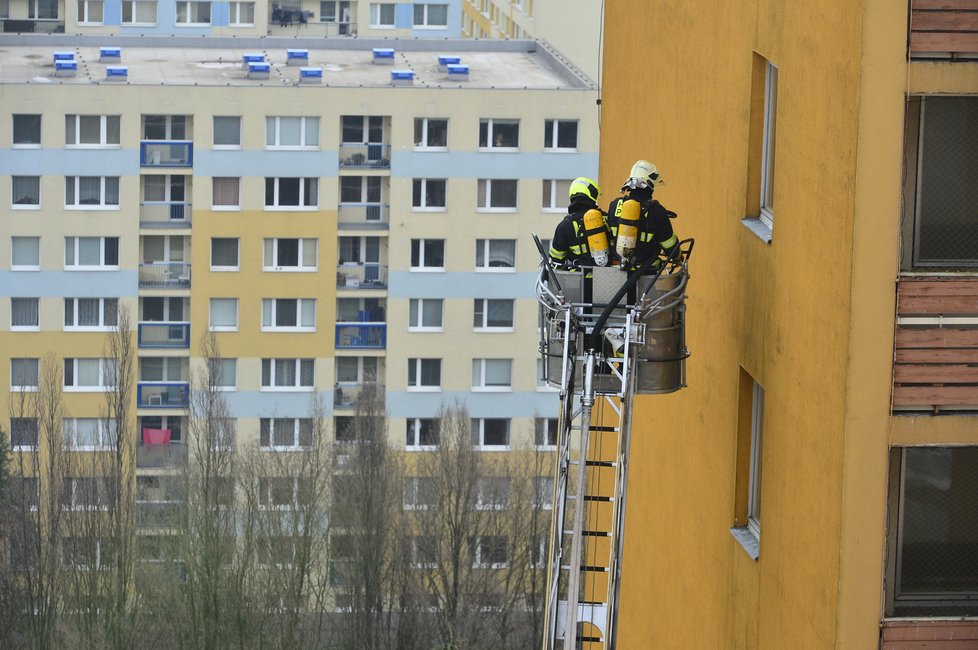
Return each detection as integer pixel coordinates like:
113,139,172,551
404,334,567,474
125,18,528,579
607,160,679,270
548,177,615,269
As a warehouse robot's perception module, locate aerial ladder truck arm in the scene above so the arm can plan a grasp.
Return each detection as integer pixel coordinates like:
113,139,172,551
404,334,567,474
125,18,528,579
534,235,693,650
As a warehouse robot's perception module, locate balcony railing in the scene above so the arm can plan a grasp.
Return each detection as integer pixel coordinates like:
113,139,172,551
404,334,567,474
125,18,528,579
0,18,65,33
338,203,389,229
339,144,391,168
140,141,193,167
335,323,386,349
893,277,978,411
910,1,978,57
336,264,387,290
137,501,183,528
137,382,190,408
139,262,191,288
140,202,192,227
334,382,385,408
136,443,188,469
138,322,190,349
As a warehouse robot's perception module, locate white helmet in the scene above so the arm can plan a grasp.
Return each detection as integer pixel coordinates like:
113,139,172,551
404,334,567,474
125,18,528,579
621,159,663,191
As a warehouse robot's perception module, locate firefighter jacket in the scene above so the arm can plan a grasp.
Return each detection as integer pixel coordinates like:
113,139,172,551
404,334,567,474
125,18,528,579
548,196,612,267
607,192,679,264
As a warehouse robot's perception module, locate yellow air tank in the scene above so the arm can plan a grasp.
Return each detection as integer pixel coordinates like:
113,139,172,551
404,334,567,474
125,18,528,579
583,208,610,267
615,199,641,260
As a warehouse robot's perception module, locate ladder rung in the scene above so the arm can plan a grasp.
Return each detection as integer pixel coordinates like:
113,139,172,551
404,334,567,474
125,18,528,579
567,459,617,467
563,529,611,537
556,564,610,573
588,425,619,433
584,495,614,502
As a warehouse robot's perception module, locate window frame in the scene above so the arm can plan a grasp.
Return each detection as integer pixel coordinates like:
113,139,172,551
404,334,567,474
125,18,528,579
208,298,239,332
10,358,40,392
228,0,254,25
747,381,764,537
403,476,438,511
11,297,39,331
413,117,448,149
534,417,558,449
405,417,438,450
11,236,40,271
407,358,442,392
121,0,157,25
469,535,509,569
478,118,520,150
11,176,40,209
409,298,444,331
265,116,320,150
261,298,317,332
475,238,516,272
63,297,118,331
210,237,240,271
207,358,237,391
264,177,319,210
369,1,395,27
260,358,314,391
77,0,105,24
211,177,241,210
476,178,518,212
63,357,116,392
11,417,40,450
544,119,579,151
542,179,572,212
12,114,42,148
175,0,211,25
263,238,318,272
64,236,119,270
259,417,314,451
63,417,118,451
212,116,242,148
412,178,448,211
64,176,120,210
65,114,120,148
412,2,448,27
473,298,514,331
410,239,445,272
471,417,511,450
471,358,513,392
759,62,778,230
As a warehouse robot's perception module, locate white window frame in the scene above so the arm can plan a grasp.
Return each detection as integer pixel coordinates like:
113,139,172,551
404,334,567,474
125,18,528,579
759,62,778,230
261,298,316,332
265,116,320,150
475,238,516,272
478,118,519,150
263,238,318,272
405,417,438,450
77,0,104,24
409,298,443,331
212,116,241,148
403,476,437,511
413,117,448,149
476,178,518,212
542,179,572,212
64,176,120,210
533,476,554,510
474,477,509,510
407,358,441,392
404,535,438,569
470,535,508,569
11,297,39,331
473,298,514,331
64,358,116,392
11,176,41,209
65,115,120,148
410,239,445,272
121,0,157,24
369,1,395,27
534,417,558,449
264,177,319,210
64,236,119,270
544,119,579,151
472,417,510,450
10,358,40,391
10,418,40,451
11,237,40,271
208,298,239,332
175,0,211,24
411,178,447,211
412,2,448,27
260,358,314,391
747,381,764,537
258,477,306,510
63,418,118,451
12,114,42,148
207,358,237,391
210,237,239,271
472,358,512,392
63,297,118,331
260,417,313,451
228,0,254,25
62,478,113,512
211,177,241,210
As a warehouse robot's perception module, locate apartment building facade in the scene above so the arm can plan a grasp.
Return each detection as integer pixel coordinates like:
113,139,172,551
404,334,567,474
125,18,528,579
600,1,978,648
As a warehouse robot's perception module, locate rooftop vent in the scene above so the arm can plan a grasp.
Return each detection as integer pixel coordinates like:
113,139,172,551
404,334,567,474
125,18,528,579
437,55,460,71
242,53,265,69
286,49,309,66
391,69,414,86
99,46,121,63
372,48,395,65
53,51,74,64
299,67,322,84
105,65,128,81
54,59,77,78
447,63,469,81
248,62,271,79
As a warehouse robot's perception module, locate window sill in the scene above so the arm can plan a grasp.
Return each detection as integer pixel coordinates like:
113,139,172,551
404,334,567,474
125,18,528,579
729,526,759,560
408,327,444,333
411,207,448,213
742,217,772,244
11,204,41,210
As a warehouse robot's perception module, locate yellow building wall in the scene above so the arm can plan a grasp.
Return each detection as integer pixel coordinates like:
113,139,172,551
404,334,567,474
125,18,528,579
600,1,906,647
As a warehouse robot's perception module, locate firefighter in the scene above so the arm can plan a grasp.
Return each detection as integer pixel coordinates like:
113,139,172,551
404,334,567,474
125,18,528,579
548,177,614,269
607,160,679,270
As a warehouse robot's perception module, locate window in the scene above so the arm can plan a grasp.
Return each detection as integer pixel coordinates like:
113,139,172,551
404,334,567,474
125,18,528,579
140,296,185,322
65,237,119,269
408,358,441,391
63,418,118,450
886,447,978,616
265,177,318,209
469,535,508,569
64,358,116,391
412,179,447,210
122,0,156,23
28,0,58,18
341,115,384,144
13,114,41,146
414,118,448,148
11,358,39,391
176,0,210,23
759,63,777,228
479,119,519,149
413,2,447,27
212,177,240,209
475,239,516,270
260,358,314,390
213,116,241,147
77,0,104,23
65,176,120,208
472,359,512,391
406,418,438,449
262,298,316,331
403,477,438,510
337,298,385,323
747,381,764,536
265,116,320,149
260,418,313,450
535,417,558,448
11,237,40,270
404,536,438,569
542,179,572,211
473,299,513,330
62,478,114,511
140,357,184,382
258,477,310,510
544,119,578,150
210,238,239,270
745,56,777,241
12,176,40,208
11,298,39,330
474,477,509,510
64,298,117,330
533,476,554,510
143,115,187,140
11,418,39,449
732,371,763,559
65,115,120,147
320,0,352,25
409,298,443,330
207,358,236,390
140,415,185,443
471,418,510,449
410,239,445,270
263,238,317,271
477,179,518,210
229,0,254,24
370,2,395,27
209,298,238,331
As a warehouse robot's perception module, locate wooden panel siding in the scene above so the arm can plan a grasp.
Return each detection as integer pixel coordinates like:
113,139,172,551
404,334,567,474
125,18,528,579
881,619,978,649
893,278,978,410
911,0,978,55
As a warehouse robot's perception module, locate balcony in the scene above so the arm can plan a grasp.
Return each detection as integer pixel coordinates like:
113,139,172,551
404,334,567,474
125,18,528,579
136,442,188,469
335,323,386,350
138,322,190,349
137,501,183,529
893,277,978,412
137,382,190,408
336,264,387,290
139,262,191,289
339,144,390,169
140,202,192,228
334,382,385,408
0,18,65,33
910,1,978,57
140,142,193,167
338,203,389,230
